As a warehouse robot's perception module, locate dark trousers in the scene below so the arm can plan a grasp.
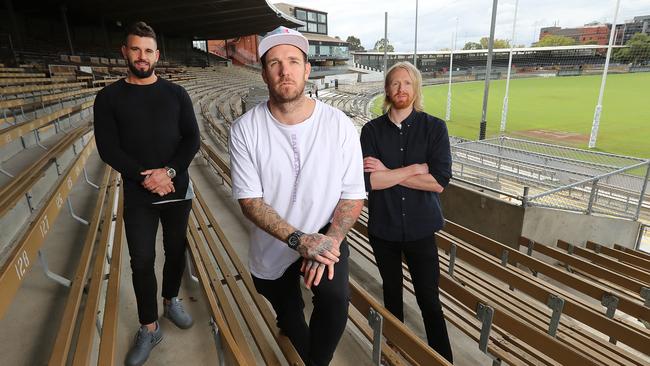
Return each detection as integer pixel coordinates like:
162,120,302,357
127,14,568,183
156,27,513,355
369,235,453,363
123,199,192,325
252,240,350,366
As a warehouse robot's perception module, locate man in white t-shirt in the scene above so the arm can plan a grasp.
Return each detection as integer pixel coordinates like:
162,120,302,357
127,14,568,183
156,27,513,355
229,27,365,366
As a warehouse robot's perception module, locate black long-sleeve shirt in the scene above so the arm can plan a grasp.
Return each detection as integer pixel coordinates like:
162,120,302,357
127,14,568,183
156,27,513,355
360,110,452,241
93,77,200,205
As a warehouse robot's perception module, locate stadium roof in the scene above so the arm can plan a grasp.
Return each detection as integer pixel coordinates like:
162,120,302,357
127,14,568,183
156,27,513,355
353,44,626,56
12,0,304,40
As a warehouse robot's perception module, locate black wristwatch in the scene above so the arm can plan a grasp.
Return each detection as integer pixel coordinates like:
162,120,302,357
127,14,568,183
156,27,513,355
286,230,304,251
165,167,176,179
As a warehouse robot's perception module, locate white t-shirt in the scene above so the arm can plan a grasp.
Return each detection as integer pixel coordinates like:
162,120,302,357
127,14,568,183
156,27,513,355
229,100,366,280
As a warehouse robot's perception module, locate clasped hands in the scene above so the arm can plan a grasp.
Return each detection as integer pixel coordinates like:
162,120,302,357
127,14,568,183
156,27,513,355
297,233,341,289
140,168,175,196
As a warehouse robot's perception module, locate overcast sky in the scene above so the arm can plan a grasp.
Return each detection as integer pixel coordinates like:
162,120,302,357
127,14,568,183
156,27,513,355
273,0,650,51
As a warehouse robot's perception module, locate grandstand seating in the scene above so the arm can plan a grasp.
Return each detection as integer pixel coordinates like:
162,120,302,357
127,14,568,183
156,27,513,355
1,60,649,365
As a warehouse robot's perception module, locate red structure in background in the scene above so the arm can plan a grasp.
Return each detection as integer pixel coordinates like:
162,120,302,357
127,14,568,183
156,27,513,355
539,23,611,45
208,35,260,65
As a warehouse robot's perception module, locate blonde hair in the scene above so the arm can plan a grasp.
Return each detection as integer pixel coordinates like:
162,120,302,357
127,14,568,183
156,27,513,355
382,61,424,113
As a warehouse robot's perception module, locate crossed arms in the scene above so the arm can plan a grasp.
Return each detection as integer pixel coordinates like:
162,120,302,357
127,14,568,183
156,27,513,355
364,156,444,193
238,197,363,288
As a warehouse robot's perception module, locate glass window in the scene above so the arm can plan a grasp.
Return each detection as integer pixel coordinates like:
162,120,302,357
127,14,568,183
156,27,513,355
318,13,327,23
320,45,331,55
296,9,306,20
308,23,317,33
308,12,317,21
298,25,307,31
317,24,327,34
308,45,317,56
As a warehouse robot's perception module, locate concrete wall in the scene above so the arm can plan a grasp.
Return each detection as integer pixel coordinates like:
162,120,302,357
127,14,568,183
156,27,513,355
522,206,641,249
440,183,525,248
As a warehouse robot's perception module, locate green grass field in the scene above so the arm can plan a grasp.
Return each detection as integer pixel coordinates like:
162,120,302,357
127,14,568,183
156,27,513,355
371,73,650,158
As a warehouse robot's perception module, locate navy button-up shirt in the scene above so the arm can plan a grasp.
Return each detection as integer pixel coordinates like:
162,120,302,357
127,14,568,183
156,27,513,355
360,110,452,241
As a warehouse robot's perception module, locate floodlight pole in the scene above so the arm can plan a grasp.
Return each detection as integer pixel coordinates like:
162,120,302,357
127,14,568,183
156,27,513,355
446,18,458,122
588,0,621,149
383,12,388,77
413,0,418,67
479,0,499,140
500,0,519,133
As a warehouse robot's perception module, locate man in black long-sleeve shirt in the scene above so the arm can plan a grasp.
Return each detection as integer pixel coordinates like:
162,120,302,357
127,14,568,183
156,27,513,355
360,61,453,363
93,22,200,366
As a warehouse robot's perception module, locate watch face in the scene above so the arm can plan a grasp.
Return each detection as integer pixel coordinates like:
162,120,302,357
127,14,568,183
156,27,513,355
288,235,299,249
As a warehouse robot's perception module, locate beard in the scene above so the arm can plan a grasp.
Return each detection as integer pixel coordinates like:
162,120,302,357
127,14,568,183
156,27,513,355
127,58,156,79
390,93,414,110
269,78,305,104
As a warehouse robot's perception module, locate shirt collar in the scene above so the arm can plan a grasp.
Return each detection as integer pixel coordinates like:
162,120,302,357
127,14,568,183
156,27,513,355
383,108,417,129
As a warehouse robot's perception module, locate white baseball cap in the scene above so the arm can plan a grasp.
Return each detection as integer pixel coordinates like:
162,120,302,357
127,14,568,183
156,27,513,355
258,26,309,58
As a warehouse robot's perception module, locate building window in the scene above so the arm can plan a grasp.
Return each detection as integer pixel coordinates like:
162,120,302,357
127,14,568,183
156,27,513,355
320,45,331,55
296,9,306,20
308,11,317,22
317,24,327,34
308,23,317,33
309,45,317,56
318,13,327,23
298,25,307,31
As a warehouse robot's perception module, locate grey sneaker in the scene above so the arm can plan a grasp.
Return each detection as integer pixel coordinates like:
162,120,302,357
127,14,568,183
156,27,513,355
125,322,163,366
164,297,194,329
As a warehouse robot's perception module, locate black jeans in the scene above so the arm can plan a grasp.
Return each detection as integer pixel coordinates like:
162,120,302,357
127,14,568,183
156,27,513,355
252,238,350,366
123,199,192,325
369,235,453,363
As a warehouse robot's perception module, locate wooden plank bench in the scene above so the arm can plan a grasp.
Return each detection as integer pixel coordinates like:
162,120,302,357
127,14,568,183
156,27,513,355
0,82,87,97
586,240,650,270
519,236,649,306
557,240,650,284
436,231,649,365
0,99,94,150
0,77,71,86
48,166,111,365
442,223,650,353
614,244,650,261
67,170,125,366
349,218,604,365
0,136,97,318
0,124,91,218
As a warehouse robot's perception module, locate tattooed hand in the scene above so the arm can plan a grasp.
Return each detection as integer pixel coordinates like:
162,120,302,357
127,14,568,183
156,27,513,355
297,233,340,266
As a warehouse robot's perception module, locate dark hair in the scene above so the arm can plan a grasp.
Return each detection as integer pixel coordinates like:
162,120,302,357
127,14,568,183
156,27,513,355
260,50,308,68
125,21,157,45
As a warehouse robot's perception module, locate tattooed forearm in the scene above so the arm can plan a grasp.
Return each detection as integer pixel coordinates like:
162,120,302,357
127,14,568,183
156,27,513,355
326,199,364,243
238,198,295,242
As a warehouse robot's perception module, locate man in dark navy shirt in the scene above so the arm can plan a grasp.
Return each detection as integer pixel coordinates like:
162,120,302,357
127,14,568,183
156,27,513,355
93,21,199,366
360,61,453,363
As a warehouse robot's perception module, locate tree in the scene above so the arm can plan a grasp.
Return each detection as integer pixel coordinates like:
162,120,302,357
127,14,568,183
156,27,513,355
534,35,576,47
373,38,394,52
346,36,364,51
479,37,511,49
613,33,650,64
463,41,482,50
463,38,511,50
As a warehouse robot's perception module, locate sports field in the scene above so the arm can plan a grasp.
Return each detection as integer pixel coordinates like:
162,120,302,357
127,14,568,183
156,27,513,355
372,73,650,158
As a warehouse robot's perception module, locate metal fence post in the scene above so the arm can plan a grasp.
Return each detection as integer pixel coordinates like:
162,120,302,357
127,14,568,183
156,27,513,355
634,162,650,221
586,179,599,215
